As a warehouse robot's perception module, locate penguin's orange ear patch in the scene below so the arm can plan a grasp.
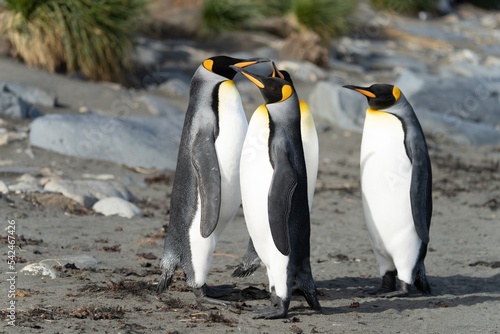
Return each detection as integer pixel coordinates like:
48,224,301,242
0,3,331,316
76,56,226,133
280,84,293,101
392,86,401,102
203,59,213,72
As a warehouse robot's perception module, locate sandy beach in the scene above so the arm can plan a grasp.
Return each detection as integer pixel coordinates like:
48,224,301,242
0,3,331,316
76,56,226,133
1,2,500,332
1,67,499,332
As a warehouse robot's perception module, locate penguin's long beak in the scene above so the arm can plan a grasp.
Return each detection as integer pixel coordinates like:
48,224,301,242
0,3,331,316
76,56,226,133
343,85,376,98
233,58,270,68
271,61,285,79
230,65,265,88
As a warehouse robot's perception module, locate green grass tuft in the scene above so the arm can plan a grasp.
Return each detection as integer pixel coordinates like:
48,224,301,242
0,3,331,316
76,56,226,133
293,0,356,40
200,0,262,36
1,0,146,82
200,0,356,39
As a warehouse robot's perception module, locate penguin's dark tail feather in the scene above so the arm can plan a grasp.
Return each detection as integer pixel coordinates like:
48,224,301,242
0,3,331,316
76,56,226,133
156,254,178,294
232,262,260,278
156,271,173,294
231,239,261,278
413,264,431,295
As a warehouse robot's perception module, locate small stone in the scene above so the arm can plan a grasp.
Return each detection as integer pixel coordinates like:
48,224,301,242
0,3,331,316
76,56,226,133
44,179,134,208
59,255,101,268
92,197,143,219
0,180,8,194
139,94,184,116
20,263,57,279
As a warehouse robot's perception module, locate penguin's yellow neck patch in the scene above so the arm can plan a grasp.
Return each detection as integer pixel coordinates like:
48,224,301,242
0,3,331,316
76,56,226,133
203,59,213,72
366,108,389,116
392,86,401,102
299,99,309,114
280,84,293,101
253,105,270,127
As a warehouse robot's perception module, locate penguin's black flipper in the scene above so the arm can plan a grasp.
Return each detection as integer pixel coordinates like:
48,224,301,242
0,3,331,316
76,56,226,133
191,132,221,238
407,127,432,245
268,147,297,256
231,239,261,277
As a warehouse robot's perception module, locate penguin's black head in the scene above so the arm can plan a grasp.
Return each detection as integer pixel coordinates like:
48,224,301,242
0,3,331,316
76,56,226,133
202,55,269,80
269,61,295,87
343,84,402,110
231,65,293,104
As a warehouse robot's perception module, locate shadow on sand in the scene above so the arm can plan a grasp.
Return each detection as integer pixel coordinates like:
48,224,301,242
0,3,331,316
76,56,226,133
312,273,500,315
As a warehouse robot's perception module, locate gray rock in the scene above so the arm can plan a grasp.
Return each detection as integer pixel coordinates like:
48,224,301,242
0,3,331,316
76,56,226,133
394,70,426,99
367,55,428,73
139,94,184,116
44,179,134,208
132,44,166,67
8,174,43,193
417,108,500,146
29,113,183,170
59,255,101,268
276,60,327,83
309,81,365,132
93,197,143,218
0,90,42,119
1,81,57,107
0,180,8,194
158,78,190,98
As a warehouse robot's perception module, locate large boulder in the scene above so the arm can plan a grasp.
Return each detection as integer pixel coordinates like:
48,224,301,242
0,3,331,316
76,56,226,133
30,113,184,170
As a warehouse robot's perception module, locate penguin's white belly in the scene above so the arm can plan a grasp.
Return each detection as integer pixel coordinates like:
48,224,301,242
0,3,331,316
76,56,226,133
188,81,247,287
360,111,420,264
240,107,289,298
214,81,248,235
301,122,318,209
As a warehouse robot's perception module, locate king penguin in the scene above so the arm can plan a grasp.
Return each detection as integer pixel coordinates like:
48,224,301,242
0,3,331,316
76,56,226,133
156,55,269,305
343,84,432,297
233,66,321,319
232,62,319,278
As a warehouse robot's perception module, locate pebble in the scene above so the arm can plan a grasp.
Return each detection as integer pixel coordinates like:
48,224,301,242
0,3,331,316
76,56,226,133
59,255,101,268
92,197,143,219
20,263,57,279
44,179,134,208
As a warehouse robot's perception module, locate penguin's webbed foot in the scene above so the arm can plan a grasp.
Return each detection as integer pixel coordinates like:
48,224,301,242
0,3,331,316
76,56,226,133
252,293,290,319
204,284,239,298
366,282,409,298
193,284,240,308
365,270,397,296
252,305,288,319
379,281,409,298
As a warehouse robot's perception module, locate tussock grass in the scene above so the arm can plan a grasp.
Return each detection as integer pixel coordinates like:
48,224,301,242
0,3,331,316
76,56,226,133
200,0,356,39
1,0,146,82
